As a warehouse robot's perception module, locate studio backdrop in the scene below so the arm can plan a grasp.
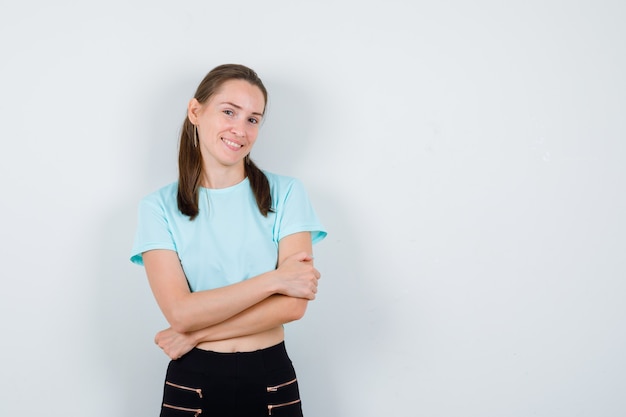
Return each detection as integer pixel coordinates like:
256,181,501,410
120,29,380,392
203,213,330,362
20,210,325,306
1,1,625,416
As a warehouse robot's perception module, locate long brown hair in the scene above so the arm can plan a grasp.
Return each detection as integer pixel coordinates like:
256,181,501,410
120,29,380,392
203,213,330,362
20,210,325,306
177,64,272,220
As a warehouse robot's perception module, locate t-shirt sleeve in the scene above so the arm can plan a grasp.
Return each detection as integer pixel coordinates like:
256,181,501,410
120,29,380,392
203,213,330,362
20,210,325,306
276,178,327,244
129,196,176,266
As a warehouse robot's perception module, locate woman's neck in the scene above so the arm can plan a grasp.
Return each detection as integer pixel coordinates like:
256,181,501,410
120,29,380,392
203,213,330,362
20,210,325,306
201,164,246,189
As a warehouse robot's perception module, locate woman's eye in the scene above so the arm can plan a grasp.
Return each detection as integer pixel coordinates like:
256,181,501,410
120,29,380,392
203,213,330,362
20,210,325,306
248,118,259,124
223,109,234,116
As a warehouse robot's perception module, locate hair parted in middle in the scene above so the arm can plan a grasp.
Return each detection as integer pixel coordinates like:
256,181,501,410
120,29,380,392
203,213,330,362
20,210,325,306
177,64,272,220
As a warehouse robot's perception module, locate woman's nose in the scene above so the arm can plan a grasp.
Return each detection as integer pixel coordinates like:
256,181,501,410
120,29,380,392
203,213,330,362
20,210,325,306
230,119,246,137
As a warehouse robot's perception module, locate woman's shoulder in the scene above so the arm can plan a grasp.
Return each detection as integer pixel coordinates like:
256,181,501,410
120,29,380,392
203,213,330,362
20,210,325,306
139,181,179,206
262,170,313,208
262,170,302,189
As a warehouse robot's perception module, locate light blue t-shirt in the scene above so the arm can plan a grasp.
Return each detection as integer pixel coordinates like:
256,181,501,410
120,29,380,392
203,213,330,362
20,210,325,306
130,171,327,292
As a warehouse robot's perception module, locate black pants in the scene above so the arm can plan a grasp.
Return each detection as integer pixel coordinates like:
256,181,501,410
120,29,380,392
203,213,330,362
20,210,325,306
160,342,304,417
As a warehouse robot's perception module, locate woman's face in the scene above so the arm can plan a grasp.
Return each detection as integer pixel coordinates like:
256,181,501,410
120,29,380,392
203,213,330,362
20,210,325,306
189,79,265,170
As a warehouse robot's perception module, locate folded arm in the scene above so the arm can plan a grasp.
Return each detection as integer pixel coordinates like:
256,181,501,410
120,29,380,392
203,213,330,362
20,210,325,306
155,294,308,359
152,232,318,359
143,231,318,333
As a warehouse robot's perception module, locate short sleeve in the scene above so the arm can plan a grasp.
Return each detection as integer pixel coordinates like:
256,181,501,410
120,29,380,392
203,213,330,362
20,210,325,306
129,196,176,266
275,178,327,244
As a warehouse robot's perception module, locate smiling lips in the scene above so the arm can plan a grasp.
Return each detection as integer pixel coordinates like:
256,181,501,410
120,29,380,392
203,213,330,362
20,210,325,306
222,137,243,151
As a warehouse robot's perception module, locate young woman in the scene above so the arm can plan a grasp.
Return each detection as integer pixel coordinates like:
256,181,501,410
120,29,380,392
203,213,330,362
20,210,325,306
130,64,327,416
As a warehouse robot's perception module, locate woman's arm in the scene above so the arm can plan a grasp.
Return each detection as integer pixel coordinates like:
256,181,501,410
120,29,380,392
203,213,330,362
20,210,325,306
154,294,307,359
154,232,318,358
143,232,319,333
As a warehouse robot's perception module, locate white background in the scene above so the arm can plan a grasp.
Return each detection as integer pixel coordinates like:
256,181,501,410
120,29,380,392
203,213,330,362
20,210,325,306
1,1,625,416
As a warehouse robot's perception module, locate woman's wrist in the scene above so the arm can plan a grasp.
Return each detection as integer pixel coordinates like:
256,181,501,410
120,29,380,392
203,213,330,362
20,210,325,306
190,325,213,345
261,269,282,296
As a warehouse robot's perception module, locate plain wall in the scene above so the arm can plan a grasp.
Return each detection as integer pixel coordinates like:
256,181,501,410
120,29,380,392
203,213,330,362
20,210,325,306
1,1,625,416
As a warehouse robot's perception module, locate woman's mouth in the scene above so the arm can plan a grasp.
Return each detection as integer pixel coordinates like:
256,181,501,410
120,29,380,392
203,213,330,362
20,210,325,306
222,138,243,150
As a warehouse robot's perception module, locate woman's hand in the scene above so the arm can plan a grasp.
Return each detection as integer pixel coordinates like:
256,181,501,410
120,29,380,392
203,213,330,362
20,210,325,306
273,251,320,300
154,327,197,360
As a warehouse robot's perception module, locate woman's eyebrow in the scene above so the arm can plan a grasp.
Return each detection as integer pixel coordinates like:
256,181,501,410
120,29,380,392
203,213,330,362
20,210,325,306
220,101,264,117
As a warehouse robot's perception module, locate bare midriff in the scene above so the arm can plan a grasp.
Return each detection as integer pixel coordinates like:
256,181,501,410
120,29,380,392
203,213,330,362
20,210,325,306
195,326,284,353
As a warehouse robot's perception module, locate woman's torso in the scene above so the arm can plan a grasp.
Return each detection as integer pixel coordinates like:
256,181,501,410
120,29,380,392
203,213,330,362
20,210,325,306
196,326,285,353
131,173,326,353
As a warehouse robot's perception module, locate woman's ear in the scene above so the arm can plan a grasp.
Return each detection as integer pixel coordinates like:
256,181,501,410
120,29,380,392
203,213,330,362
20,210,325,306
187,98,201,124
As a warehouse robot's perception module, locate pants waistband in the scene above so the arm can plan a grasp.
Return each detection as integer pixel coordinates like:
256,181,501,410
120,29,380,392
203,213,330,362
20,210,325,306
174,341,292,376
